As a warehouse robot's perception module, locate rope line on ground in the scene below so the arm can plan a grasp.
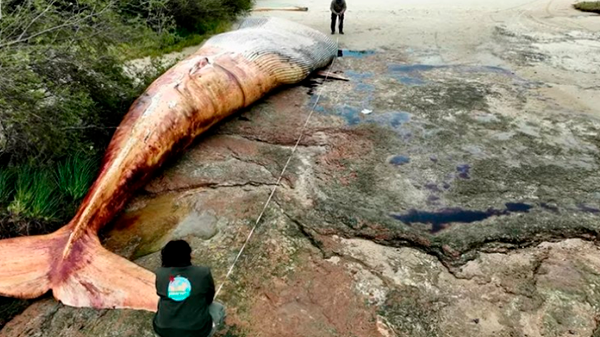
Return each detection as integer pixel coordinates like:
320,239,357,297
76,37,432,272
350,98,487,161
214,40,339,300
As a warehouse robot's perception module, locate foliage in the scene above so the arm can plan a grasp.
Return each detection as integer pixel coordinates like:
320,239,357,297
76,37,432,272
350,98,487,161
0,169,14,206
56,154,99,201
0,154,99,234
0,0,254,233
163,0,253,33
574,1,600,13
8,165,60,221
0,0,253,165
119,0,253,57
0,0,168,164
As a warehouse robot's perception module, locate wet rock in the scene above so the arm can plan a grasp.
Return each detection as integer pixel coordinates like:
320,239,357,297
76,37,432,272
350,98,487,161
172,210,218,240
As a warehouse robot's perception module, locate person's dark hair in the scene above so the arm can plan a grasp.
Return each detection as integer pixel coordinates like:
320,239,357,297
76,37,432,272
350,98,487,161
161,240,192,267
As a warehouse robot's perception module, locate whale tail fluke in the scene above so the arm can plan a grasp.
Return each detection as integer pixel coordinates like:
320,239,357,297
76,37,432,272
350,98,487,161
0,228,69,300
0,228,158,311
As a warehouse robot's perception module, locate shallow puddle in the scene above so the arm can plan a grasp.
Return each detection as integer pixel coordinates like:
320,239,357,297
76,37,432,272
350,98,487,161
392,202,534,233
338,49,376,58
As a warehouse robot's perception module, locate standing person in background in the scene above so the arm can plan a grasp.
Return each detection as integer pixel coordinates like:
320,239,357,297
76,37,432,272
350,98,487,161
330,0,347,35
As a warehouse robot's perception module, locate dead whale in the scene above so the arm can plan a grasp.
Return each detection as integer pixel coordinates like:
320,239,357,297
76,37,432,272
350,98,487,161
0,17,337,311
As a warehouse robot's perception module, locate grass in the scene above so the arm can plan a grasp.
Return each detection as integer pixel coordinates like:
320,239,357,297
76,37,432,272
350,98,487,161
0,169,15,206
7,165,59,221
56,154,98,201
120,20,233,59
0,154,100,237
574,1,600,13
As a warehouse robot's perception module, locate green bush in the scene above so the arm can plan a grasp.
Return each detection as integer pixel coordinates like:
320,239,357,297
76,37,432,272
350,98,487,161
166,0,252,33
0,0,171,165
0,0,253,166
574,1,600,13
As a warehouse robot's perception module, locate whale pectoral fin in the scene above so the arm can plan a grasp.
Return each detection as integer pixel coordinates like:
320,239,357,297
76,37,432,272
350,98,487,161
0,228,70,299
52,237,159,312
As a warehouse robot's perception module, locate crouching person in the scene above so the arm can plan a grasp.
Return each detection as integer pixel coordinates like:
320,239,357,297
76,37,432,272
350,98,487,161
153,240,226,337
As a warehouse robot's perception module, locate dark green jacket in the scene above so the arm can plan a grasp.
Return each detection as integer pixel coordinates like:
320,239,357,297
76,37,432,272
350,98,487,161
153,265,215,337
331,0,347,14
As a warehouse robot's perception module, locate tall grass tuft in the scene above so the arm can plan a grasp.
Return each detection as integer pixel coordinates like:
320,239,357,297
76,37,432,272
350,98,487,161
8,165,61,221
56,154,98,201
0,169,15,206
28,170,61,221
8,165,35,217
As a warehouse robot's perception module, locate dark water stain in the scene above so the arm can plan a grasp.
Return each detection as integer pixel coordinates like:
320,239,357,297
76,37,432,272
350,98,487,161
314,105,327,113
301,78,323,96
540,202,560,213
389,64,515,74
387,64,519,86
308,92,330,107
424,183,442,193
427,195,441,205
389,155,410,166
389,64,440,72
387,64,438,86
344,70,374,81
366,111,411,128
505,202,534,212
317,104,412,129
397,76,427,86
392,202,533,233
340,106,362,125
356,83,375,92
578,203,600,214
461,65,514,76
456,164,471,179
338,49,376,58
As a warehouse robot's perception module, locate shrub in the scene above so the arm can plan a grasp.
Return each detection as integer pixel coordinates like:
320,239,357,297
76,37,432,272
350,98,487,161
0,0,171,165
135,0,253,34
574,1,600,13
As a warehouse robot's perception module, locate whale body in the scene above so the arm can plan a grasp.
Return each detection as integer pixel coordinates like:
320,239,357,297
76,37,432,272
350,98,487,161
0,17,337,311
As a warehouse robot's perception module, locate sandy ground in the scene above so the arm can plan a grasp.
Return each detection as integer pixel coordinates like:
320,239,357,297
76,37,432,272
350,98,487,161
251,0,600,115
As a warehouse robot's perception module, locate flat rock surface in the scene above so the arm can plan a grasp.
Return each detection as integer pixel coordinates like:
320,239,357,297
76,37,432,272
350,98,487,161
2,0,600,336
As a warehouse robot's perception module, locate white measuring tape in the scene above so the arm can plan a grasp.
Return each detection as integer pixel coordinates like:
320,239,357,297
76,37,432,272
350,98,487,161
214,41,340,299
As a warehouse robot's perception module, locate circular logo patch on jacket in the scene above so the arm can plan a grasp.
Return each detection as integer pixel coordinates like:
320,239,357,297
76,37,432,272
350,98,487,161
167,276,192,301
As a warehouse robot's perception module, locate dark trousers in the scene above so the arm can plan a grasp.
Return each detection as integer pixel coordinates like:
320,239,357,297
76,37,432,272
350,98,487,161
331,13,344,33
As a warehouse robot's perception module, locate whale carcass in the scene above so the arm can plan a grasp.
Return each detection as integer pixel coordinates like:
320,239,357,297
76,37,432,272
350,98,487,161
0,17,337,311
